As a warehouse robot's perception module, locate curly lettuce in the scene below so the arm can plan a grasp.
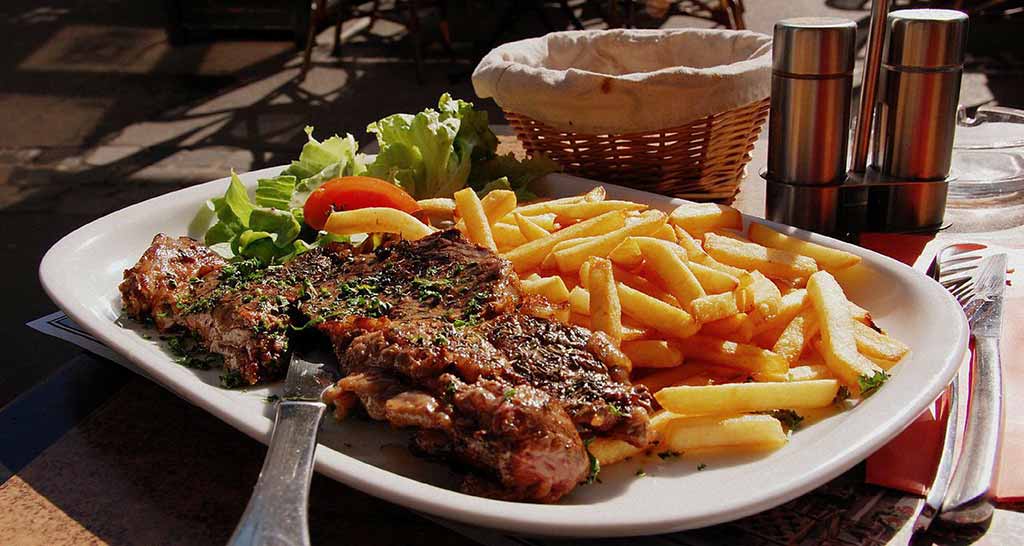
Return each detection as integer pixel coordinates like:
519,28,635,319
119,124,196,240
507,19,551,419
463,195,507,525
365,93,550,200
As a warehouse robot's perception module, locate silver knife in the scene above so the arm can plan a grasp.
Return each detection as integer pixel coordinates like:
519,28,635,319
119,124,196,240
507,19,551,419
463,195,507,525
939,254,1007,524
227,353,335,546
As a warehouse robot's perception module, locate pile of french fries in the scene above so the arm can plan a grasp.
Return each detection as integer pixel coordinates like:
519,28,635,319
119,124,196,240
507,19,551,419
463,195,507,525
325,186,910,468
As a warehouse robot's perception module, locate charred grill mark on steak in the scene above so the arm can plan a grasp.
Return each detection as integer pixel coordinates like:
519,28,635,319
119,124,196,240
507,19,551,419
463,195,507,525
121,229,652,502
480,314,654,447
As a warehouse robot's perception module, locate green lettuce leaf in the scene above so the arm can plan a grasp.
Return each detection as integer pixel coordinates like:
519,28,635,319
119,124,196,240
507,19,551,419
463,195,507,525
287,128,366,210
254,175,296,210
365,93,497,199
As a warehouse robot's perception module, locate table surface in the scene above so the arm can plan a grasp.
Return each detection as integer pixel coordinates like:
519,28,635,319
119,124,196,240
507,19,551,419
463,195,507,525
2,133,1022,546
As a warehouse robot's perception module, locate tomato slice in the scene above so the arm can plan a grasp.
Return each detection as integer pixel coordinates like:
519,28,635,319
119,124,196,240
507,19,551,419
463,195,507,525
303,176,423,231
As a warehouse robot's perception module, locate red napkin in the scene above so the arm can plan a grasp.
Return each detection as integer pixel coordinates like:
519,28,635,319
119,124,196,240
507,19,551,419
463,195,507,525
861,234,1023,502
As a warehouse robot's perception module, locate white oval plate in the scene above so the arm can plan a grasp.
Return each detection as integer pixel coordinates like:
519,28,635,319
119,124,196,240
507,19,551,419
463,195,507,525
39,167,967,537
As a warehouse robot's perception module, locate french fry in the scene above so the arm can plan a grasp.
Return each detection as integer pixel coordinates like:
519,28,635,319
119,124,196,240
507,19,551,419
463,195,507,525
662,414,788,451
568,308,650,341
588,410,678,466
704,233,818,282
514,195,585,216
608,238,644,268
787,364,834,382
501,212,557,231
588,258,623,345
621,340,683,368
692,253,749,279
324,208,436,240
634,237,706,307
736,271,782,322
704,227,751,243
503,210,627,272
674,225,704,259
675,335,789,381
687,261,740,294
417,197,455,217
853,320,909,364
749,223,861,272
492,222,527,249
545,200,647,220
454,188,497,251
617,282,699,338
583,186,606,202
541,236,599,270
690,292,740,324
651,222,678,242
750,289,808,338
669,202,743,234
807,271,886,394
655,380,840,415
700,312,748,337
772,308,819,364
553,211,667,273
513,212,550,241
578,262,678,305
520,275,571,303
635,364,705,392
456,189,516,231
568,286,591,315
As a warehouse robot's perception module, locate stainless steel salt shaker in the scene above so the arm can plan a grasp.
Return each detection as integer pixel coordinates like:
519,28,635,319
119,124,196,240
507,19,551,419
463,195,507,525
765,17,857,235
872,9,968,180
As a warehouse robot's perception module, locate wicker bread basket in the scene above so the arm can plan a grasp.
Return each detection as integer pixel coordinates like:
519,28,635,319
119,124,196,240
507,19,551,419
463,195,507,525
473,29,772,200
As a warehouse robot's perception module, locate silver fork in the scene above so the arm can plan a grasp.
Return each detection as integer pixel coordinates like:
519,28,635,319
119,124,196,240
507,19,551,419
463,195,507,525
227,353,337,546
914,243,986,532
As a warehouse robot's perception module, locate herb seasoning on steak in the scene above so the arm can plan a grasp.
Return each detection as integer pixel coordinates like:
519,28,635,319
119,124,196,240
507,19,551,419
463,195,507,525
120,230,654,502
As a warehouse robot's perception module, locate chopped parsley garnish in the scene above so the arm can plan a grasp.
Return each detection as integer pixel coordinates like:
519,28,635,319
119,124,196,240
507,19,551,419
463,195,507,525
583,438,601,485
758,409,804,430
265,394,281,403
857,370,889,397
607,403,624,417
635,469,647,477
433,334,449,346
411,277,452,302
657,451,681,460
176,257,267,315
165,334,222,370
220,369,244,389
503,388,517,400
697,463,707,471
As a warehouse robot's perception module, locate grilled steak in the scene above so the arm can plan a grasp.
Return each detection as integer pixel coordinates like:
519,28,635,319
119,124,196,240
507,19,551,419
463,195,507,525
480,313,653,444
120,234,227,332
300,229,521,347
121,230,654,502
120,234,347,385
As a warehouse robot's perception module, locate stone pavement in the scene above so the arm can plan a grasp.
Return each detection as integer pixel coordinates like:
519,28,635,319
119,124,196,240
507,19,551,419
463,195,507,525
2,0,1022,408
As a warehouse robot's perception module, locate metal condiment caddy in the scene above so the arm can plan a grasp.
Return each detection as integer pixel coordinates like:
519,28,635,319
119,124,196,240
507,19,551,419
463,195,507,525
764,7,970,239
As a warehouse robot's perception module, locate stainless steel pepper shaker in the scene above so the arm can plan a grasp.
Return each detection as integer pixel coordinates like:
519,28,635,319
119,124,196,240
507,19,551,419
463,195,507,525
764,17,858,235
861,9,968,232
872,9,968,180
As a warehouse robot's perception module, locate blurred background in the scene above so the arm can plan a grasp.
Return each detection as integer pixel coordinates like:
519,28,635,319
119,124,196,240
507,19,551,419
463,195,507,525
2,0,1022,407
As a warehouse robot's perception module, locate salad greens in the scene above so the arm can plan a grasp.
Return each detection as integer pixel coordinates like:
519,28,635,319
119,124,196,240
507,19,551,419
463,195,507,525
198,93,558,264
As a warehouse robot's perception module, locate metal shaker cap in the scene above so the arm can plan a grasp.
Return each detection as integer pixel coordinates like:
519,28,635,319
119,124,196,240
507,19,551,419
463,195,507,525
885,9,968,69
772,17,857,76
